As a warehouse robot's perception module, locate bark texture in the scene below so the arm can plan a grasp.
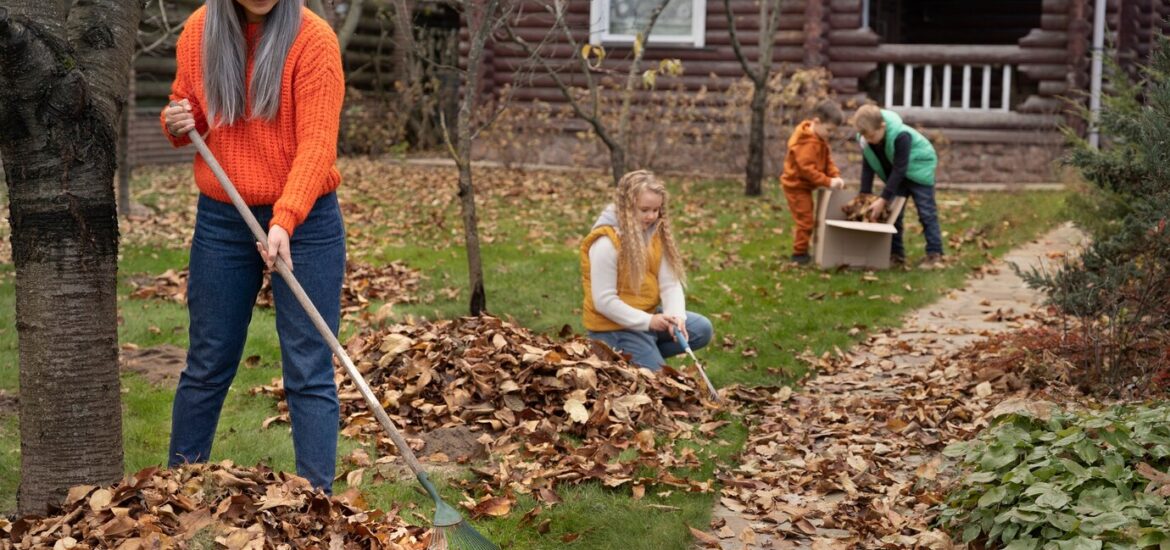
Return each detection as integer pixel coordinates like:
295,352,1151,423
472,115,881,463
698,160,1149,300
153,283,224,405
0,0,141,515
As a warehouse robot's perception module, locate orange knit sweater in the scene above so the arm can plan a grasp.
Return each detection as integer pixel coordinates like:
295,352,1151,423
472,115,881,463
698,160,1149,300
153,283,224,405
162,7,344,235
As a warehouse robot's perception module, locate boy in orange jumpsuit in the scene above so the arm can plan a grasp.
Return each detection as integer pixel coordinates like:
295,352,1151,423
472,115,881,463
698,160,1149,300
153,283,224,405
780,100,846,265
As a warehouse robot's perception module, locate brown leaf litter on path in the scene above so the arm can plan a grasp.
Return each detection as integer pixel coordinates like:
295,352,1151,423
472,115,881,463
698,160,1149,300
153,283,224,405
0,462,430,549
253,315,724,502
128,260,422,315
705,224,1088,549
712,329,1038,549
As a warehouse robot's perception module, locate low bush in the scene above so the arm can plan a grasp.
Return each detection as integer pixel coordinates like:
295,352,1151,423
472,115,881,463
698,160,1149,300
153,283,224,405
1021,37,1170,395
939,404,1170,549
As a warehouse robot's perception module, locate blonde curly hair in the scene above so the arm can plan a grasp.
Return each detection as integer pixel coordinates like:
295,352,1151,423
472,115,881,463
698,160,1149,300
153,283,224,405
613,170,686,293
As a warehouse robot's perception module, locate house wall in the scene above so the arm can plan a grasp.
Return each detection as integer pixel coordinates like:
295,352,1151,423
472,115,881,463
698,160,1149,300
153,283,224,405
475,0,1162,184
496,0,813,103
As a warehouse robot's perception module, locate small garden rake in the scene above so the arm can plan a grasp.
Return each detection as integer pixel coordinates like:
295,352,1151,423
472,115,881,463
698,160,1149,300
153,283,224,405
673,326,720,402
184,128,498,550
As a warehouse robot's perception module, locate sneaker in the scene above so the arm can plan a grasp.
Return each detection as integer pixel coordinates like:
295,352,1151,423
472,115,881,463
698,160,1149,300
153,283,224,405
791,254,811,265
890,255,906,268
919,253,944,270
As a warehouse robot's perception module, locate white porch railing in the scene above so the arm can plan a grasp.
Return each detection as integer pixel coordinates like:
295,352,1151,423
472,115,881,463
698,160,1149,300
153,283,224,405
883,62,1014,111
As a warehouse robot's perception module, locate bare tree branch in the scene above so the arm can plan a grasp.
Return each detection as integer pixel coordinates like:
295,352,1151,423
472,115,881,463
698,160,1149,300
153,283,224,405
724,0,760,84
504,20,622,154
551,0,603,128
389,0,419,83
617,0,670,157
761,0,782,76
135,0,184,59
336,0,364,54
439,109,461,169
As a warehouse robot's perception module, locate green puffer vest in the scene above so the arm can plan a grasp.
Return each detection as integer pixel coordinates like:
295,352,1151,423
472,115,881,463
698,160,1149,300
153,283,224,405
857,110,937,186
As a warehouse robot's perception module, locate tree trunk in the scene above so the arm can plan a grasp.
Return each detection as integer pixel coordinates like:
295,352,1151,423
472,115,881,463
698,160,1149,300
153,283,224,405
0,0,141,515
450,0,498,316
727,0,780,196
745,79,768,196
456,165,486,315
609,146,626,187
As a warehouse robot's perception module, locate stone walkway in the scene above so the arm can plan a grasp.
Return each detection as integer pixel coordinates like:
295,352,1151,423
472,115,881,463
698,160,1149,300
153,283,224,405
707,223,1087,549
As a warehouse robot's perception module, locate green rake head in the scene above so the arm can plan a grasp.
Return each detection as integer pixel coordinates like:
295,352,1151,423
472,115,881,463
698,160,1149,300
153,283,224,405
419,472,500,550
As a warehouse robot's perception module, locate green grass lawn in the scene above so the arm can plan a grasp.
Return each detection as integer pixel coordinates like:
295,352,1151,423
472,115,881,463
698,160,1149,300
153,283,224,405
0,160,1069,548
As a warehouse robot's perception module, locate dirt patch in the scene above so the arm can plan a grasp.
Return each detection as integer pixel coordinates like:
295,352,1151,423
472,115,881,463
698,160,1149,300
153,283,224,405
419,425,488,463
120,344,187,388
0,389,17,417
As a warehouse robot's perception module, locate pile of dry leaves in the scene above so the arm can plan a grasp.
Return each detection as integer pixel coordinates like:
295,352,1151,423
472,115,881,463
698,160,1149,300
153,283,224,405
128,260,421,314
0,462,429,550
712,326,1042,548
254,315,720,499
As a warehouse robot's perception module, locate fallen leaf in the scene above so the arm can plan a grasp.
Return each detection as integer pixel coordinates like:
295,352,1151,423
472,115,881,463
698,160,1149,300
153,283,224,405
688,526,721,547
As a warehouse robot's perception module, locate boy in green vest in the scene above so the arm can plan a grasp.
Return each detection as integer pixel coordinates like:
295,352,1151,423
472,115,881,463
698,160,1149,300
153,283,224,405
851,105,944,269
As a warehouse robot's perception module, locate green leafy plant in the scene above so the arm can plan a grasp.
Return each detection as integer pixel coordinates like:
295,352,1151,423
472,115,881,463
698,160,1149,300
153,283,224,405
938,404,1170,549
1020,36,1170,395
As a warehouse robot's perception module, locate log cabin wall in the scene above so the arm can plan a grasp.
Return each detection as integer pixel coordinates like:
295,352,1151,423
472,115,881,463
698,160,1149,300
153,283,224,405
1115,0,1170,81
495,0,811,103
485,0,1166,183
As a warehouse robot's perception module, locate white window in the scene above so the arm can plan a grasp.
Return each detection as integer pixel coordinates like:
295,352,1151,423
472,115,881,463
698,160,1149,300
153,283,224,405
590,0,706,48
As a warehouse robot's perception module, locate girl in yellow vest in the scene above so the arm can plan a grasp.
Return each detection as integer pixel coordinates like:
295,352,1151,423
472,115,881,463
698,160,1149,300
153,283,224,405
580,170,714,370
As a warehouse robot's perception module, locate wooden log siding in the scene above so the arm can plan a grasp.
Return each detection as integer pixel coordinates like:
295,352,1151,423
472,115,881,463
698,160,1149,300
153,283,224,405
490,0,812,102
804,0,827,66
825,0,876,102
829,45,1066,65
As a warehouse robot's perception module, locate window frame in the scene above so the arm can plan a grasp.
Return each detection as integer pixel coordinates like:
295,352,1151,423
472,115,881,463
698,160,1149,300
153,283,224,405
589,0,707,48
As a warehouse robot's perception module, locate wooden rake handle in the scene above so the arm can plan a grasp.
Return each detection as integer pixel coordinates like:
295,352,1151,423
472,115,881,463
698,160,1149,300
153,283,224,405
185,130,428,477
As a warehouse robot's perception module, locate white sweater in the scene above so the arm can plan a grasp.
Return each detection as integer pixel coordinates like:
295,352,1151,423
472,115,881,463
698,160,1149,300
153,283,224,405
588,205,686,332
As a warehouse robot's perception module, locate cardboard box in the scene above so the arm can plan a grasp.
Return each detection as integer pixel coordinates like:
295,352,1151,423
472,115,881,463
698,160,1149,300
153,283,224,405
813,188,907,270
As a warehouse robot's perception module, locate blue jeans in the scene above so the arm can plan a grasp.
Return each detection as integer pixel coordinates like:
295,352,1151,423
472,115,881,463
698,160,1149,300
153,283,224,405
589,312,714,371
170,193,345,492
891,181,944,258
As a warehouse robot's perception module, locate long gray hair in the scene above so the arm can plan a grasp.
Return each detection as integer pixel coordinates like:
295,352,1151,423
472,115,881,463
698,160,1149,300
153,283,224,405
202,0,303,125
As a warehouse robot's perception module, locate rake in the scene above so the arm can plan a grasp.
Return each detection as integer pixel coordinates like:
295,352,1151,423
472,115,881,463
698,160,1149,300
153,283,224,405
185,129,498,550
673,326,720,403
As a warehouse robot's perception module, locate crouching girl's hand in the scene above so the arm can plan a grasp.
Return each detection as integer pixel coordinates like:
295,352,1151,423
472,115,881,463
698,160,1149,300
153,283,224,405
650,314,688,341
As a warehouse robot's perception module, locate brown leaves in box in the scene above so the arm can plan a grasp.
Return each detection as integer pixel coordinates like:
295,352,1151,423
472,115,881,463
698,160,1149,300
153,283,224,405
840,194,889,223
1,462,429,550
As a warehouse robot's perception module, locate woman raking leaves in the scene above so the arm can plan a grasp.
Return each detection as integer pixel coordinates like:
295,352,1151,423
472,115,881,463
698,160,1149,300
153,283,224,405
161,0,346,492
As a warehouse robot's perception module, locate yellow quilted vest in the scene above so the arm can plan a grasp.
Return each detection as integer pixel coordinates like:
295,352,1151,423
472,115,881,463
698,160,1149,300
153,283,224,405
580,225,663,332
